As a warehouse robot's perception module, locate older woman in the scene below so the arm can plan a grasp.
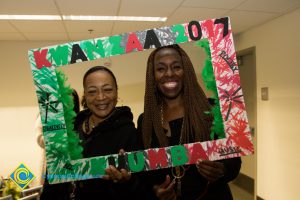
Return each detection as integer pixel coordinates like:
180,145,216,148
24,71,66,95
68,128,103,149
138,45,241,200
74,66,141,200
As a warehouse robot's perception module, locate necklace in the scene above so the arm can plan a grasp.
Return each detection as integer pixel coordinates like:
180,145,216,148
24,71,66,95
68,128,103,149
160,103,187,198
84,115,96,134
161,103,209,199
160,103,184,141
90,116,96,129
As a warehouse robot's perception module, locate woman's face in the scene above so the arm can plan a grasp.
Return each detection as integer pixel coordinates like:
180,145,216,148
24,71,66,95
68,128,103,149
84,70,117,120
154,48,184,100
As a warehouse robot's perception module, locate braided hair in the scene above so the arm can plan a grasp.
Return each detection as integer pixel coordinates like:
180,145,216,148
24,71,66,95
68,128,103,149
142,44,212,148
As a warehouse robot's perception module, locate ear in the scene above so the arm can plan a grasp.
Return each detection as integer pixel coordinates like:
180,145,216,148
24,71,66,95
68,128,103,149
81,95,87,109
115,94,119,104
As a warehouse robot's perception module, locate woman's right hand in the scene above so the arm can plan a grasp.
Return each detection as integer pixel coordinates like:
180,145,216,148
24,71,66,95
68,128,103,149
102,149,131,183
153,175,177,200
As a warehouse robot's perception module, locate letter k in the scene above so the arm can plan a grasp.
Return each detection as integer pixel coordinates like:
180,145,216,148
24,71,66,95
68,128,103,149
33,49,52,69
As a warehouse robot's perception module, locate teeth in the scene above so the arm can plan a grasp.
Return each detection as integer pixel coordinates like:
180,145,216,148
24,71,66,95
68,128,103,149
96,104,107,109
164,82,177,88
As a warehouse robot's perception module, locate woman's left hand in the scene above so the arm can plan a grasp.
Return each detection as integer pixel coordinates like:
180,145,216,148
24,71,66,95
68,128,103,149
196,159,225,182
102,149,131,183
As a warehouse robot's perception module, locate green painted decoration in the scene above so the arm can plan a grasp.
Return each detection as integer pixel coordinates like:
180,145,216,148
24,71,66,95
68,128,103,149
49,45,70,66
127,152,145,172
172,24,189,44
82,39,105,60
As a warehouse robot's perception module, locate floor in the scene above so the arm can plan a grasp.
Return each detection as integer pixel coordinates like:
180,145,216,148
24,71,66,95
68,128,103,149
229,182,254,200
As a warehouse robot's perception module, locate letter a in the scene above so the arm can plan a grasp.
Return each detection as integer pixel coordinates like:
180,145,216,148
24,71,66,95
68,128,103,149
143,29,161,49
126,33,143,53
185,143,208,164
70,44,88,64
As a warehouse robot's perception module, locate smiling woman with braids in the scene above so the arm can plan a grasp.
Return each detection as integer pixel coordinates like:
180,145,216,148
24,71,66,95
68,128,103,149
137,44,241,200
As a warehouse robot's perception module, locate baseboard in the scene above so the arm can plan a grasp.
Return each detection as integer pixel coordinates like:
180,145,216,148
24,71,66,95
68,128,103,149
232,173,254,194
231,173,265,199
257,196,264,200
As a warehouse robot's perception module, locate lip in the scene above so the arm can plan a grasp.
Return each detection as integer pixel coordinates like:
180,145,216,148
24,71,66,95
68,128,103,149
162,81,178,89
95,103,109,110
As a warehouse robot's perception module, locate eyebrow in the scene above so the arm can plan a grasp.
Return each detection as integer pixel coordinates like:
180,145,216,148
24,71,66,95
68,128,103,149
86,84,113,88
156,60,182,66
86,86,97,90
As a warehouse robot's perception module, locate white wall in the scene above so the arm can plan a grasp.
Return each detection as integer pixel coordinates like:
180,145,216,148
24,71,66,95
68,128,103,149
235,8,300,200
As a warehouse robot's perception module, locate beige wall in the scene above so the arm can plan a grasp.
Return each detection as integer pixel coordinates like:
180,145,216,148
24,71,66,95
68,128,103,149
0,41,59,185
235,8,300,200
238,52,256,179
0,106,43,186
0,41,57,107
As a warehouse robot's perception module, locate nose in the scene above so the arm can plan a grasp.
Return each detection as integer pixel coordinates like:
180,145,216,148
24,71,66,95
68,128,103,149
96,91,105,100
165,67,174,77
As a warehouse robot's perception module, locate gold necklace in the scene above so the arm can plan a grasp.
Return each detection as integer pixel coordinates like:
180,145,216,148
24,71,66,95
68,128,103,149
160,103,187,198
83,116,95,134
90,116,96,129
171,165,186,198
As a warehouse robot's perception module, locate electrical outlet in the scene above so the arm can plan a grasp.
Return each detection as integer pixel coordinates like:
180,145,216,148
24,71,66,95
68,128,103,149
261,87,269,101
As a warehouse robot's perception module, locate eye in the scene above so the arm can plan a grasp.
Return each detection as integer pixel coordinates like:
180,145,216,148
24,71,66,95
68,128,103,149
103,88,113,92
156,66,165,72
173,65,182,70
87,90,97,95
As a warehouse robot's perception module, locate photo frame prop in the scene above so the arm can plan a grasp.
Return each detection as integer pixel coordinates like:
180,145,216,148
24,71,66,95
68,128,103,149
28,17,254,183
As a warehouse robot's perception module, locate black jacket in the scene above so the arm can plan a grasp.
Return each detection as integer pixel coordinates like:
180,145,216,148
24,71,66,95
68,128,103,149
75,106,139,157
137,114,241,200
74,106,142,200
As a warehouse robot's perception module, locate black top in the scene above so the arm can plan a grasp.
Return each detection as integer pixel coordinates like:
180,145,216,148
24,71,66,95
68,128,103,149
74,106,142,200
40,170,73,200
137,114,241,200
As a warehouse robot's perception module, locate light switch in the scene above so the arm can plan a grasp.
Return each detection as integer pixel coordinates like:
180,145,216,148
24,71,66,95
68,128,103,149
261,87,269,101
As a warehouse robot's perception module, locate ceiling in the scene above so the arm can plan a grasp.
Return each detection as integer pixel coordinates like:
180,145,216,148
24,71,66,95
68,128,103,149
0,0,300,41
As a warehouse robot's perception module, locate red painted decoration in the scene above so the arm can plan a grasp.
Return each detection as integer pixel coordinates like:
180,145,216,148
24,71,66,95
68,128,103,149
33,49,52,69
126,33,143,53
185,143,208,164
147,148,168,169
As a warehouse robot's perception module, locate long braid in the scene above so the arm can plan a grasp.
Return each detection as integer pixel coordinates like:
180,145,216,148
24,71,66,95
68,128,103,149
142,45,212,148
179,48,212,143
143,52,168,148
